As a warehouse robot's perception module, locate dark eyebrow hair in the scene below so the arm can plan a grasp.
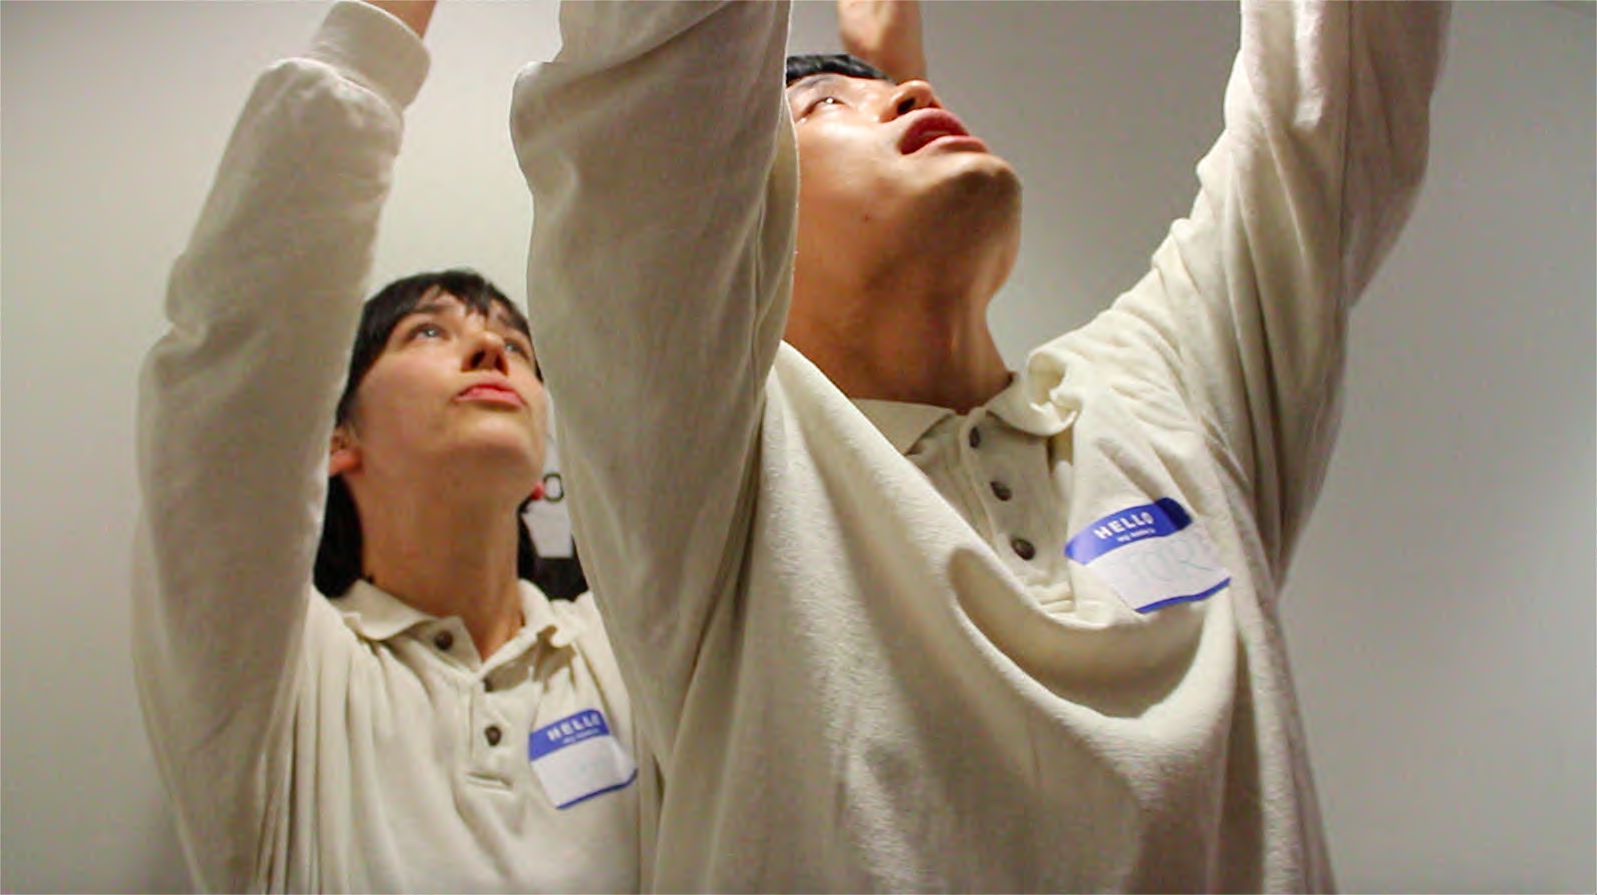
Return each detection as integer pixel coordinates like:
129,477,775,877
406,298,455,317
406,295,513,326
488,306,521,329
787,73,848,95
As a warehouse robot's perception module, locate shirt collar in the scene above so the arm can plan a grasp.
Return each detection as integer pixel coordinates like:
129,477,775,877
853,399,955,453
336,578,580,649
520,580,581,649
337,579,436,640
854,367,1075,455
985,362,1076,438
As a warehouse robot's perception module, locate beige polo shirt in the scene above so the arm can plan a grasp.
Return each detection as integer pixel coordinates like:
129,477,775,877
513,0,1448,890
132,3,646,891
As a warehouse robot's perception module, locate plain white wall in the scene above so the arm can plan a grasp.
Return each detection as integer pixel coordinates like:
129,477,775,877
2,2,1591,892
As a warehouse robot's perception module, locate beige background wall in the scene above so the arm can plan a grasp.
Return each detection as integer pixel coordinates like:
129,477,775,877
3,2,1592,891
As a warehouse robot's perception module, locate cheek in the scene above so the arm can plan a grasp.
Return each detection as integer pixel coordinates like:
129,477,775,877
799,131,905,220
352,363,442,439
504,368,548,433
526,385,550,434
520,386,551,475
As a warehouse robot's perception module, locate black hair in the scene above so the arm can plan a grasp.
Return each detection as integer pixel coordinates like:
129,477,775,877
785,53,893,87
332,269,532,428
312,269,583,599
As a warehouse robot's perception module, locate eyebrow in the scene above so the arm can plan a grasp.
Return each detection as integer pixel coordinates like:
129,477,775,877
408,299,457,318
787,73,849,97
487,307,522,331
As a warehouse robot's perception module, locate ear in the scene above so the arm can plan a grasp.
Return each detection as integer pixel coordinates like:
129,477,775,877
328,426,361,477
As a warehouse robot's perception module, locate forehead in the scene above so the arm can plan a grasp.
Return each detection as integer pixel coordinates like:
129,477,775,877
408,292,519,328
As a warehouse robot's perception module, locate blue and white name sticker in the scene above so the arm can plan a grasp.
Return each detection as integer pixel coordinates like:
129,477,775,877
529,709,637,809
1065,498,1231,613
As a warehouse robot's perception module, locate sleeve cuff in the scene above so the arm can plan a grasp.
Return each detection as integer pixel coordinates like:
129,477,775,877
307,0,431,111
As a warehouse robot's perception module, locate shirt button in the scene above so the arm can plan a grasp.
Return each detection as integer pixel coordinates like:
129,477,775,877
968,427,982,448
433,630,453,651
485,725,502,746
990,480,1013,501
1011,537,1036,560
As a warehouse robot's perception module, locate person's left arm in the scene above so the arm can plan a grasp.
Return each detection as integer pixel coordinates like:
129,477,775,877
836,0,925,83
1054,1,1451,578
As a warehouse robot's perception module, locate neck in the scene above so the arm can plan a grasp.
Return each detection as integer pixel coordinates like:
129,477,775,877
789,256,1011,413
354,480,525,660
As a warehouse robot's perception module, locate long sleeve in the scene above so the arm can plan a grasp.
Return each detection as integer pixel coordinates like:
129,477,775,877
511,1,795,756
1054,0,1450,581
130,4,426,888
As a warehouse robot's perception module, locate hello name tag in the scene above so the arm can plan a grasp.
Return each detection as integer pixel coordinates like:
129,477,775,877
528,709,637,809
1065,498,1231,613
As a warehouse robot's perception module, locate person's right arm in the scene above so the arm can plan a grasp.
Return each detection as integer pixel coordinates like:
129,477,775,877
131,4,427,888
511,1,795,756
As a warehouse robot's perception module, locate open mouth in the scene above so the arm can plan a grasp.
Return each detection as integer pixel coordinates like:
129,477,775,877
899,110,985,154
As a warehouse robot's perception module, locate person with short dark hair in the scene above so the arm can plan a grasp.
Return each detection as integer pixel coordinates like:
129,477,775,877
312,268,545,599
132,3,645,890
513,0,1448,890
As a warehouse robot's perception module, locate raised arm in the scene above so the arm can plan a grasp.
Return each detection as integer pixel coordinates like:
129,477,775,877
131,3,427,887
1056,0,1450,580
837,0,926,83
511,1,795,754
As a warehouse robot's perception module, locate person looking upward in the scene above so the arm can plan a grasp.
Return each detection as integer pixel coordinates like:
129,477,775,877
513,0,1449,890
133,3,645,890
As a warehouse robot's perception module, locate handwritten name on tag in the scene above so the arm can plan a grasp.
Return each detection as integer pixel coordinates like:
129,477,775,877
1066,498,1230,613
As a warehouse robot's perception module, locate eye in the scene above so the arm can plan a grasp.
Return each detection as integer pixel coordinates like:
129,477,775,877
409,321,445,341
809,95,843,113
500,332,536,362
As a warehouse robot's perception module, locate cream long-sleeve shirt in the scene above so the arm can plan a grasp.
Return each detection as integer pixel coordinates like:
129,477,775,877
132,4,645,891
514,1,1448,890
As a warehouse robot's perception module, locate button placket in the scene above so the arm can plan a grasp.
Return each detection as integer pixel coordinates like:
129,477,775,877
951,413,1001,544
427,622,479,670
1022,435,1075,580
951,415,1000,551
468,700,515,783
965,418,1044,572
468,652,535,783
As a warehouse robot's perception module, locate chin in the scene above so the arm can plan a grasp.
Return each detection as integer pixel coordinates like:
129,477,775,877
942,152,1020,213
458,423,543,475
905,153,1021,262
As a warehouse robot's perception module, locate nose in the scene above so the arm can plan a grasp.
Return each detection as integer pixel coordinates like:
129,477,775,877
464,327,510,374
881,80,940,121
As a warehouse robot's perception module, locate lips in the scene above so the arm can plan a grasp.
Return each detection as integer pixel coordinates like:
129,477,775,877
898,110,984,154
456,381,525,407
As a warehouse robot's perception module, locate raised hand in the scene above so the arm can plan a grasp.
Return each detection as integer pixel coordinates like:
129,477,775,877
366,0,436,38
836,0,925,83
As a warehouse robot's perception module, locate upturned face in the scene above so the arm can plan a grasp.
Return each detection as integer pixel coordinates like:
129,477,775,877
333,293,547,499
784,72,1021,293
